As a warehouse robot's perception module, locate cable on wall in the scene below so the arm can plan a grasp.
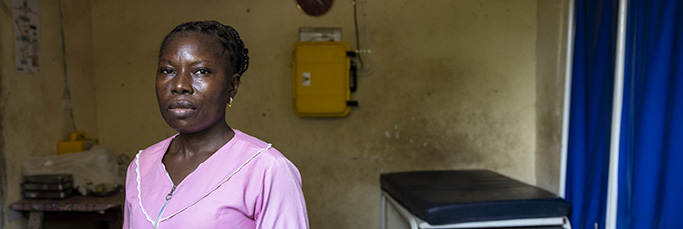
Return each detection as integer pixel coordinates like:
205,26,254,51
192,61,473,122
352,0,372,74
352,0,364,69
58,0,78,133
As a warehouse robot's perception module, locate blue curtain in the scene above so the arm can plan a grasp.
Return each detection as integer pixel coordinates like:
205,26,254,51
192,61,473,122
569,0,683,228
566,0,619,228
617,0,683,228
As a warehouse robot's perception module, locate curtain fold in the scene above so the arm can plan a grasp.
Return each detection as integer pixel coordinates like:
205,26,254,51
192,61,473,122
566,0,619,228
569,0,683,228
618,0,683,228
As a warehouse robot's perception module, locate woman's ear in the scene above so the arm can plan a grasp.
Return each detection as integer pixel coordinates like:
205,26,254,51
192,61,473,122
228,73,241,98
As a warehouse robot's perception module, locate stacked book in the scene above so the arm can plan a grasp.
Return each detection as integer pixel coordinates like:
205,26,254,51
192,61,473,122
21,174,74,199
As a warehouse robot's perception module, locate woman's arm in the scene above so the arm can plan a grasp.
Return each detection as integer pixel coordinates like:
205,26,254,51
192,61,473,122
254,152,309,229
123,198,131,228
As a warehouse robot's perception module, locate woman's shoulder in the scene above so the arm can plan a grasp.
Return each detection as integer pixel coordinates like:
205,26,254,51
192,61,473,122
231,131,302,187
139,135,176,155
232,130,293,166
129,135,175,168
232,130,270,149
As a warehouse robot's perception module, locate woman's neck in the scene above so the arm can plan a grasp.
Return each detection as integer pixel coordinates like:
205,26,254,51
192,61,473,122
172,121,234,158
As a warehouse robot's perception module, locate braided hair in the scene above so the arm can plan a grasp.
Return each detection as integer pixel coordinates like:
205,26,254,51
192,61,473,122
159,21,249,76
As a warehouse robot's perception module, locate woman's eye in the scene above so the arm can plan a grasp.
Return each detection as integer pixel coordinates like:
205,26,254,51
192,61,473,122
159,69,174,75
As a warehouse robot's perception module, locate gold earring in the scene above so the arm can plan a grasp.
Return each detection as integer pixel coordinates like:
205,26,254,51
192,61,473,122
228,97,233,108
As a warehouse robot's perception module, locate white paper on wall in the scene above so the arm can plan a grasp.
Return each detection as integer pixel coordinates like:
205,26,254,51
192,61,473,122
12,0,41,73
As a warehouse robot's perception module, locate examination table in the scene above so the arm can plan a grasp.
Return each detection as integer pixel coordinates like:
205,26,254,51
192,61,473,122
380,170,571,229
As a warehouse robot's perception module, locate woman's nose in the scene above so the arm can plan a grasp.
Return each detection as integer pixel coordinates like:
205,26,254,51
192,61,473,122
172,70,193,94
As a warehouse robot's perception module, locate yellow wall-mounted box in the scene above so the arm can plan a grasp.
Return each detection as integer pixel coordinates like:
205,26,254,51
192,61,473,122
292,41,352,117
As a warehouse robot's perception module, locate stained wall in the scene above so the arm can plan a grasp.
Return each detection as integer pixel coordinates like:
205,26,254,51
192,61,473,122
0,0,568,228
535,0,570,194
90,0,554,228
0,0,98,228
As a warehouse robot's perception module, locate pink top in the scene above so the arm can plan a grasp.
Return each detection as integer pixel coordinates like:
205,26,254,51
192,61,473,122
123,130,309,228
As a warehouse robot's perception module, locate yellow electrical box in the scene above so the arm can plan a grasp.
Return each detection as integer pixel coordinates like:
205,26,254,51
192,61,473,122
57,131,98,154
292,41,354,117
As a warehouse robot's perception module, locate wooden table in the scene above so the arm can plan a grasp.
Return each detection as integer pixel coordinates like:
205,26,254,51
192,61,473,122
9,192,124,229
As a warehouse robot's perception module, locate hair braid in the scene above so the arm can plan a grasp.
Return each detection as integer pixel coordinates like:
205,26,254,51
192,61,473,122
159,20,250,76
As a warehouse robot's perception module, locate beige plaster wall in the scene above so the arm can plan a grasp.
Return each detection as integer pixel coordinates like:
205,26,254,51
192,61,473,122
0,0,98,228
89,0,556,228
0,0,568,228
535,0,569,195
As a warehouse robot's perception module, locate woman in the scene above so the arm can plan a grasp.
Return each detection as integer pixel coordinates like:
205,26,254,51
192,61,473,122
123,21,309,228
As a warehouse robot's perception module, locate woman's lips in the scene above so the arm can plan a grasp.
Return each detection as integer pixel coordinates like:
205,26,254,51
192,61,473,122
168,100,196,117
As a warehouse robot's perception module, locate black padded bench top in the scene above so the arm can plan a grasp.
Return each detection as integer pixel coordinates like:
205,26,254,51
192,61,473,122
380,170,570,225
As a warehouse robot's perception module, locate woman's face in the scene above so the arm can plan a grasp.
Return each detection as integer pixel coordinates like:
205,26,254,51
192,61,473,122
156,31,239,134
